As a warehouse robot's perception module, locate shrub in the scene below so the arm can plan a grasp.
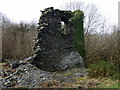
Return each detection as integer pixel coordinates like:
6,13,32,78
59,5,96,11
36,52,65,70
85,28,118,69
88,60,119,79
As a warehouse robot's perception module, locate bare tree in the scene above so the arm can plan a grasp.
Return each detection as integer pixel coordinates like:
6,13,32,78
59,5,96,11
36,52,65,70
61,1,106,35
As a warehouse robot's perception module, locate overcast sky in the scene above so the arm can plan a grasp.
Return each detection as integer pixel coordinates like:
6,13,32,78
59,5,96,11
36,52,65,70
0,0,119,25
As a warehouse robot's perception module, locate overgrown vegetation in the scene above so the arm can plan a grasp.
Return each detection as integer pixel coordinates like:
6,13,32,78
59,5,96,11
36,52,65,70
88,61,119,79
85,30,119,80
72,10,85,59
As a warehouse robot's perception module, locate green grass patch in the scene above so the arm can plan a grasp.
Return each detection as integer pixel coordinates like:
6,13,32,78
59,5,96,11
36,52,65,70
105,82,119,88
96,79,120,88
88,61,119,79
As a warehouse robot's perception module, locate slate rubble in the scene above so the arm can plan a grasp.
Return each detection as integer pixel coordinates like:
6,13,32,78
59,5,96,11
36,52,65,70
0,60,87,88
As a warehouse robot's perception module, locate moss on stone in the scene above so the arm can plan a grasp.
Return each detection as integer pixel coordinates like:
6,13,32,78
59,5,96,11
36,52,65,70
71,10,85,59
60,10,85,59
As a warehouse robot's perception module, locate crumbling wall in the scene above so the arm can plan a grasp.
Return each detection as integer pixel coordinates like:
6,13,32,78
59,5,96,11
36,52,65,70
32,7,85,71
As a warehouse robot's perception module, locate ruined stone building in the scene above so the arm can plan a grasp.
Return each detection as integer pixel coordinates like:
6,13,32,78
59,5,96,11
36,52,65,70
32,7,85,71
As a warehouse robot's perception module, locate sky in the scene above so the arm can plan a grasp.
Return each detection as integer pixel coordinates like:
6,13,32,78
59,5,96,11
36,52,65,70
0,0,119,25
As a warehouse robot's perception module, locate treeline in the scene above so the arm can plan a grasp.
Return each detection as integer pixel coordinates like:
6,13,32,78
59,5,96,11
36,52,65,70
1,13,38,59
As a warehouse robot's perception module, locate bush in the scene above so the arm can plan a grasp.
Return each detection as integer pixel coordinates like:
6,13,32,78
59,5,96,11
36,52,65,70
88,60,119,79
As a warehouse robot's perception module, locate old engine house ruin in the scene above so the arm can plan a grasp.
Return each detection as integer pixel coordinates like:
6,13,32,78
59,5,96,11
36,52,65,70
32,7,85,71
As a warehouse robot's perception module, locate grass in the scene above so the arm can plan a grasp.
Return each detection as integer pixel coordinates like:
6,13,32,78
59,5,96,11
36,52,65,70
88,61,118,79
96,79,120,88
105,82,119,88
74,76,119,88
53,68,119,88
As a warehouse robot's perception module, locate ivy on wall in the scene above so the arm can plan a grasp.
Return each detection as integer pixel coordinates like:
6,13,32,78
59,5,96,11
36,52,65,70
61,10,85,59
71,10,85,59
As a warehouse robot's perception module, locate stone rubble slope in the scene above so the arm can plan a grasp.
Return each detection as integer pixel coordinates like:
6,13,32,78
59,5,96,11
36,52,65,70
0,60,87,88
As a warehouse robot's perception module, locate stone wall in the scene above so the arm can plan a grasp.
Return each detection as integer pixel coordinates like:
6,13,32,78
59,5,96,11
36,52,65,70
31,7,84,71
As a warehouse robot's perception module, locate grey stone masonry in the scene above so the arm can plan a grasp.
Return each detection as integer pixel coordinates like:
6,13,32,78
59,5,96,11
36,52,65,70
31,7,84,71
